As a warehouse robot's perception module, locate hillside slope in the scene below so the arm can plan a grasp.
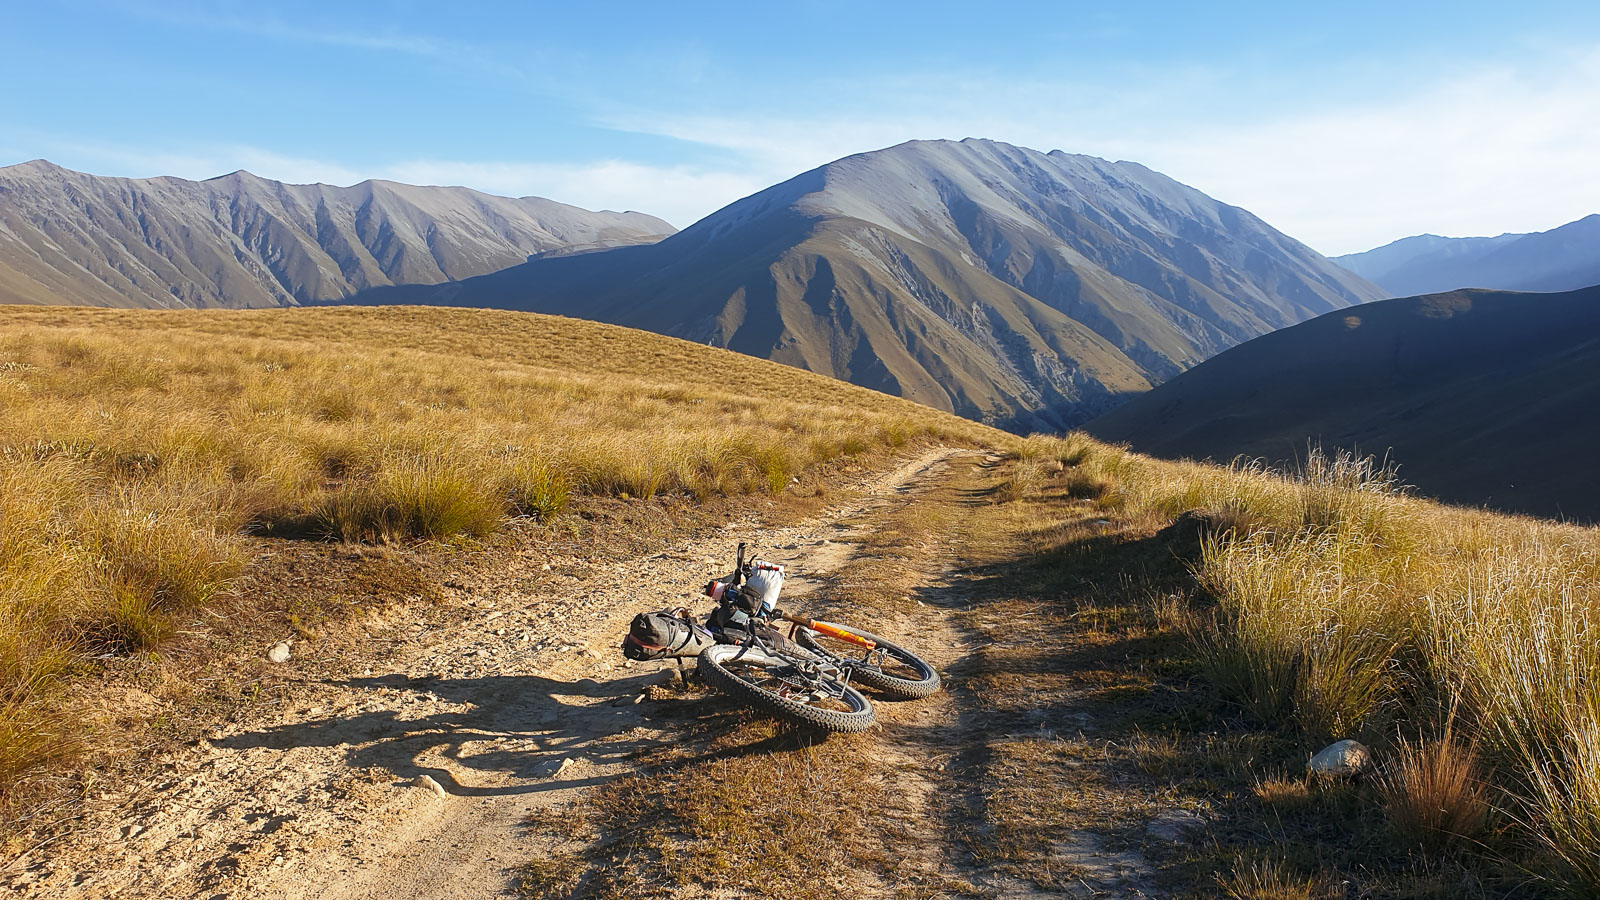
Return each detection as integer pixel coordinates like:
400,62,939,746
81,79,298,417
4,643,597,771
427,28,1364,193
355,139,1382,429
0,161,673,309
1085,285,1600,519
1336,215,1600,297
0,302,996,806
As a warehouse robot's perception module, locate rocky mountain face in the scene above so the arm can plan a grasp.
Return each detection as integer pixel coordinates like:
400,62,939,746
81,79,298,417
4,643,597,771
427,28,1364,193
1336,215,1600,297
0,160,674,309
1086,285,1600,521
355,139,1382,429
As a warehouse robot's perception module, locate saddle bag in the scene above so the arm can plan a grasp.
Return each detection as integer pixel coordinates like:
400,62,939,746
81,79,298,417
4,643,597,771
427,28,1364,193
621,608,716,661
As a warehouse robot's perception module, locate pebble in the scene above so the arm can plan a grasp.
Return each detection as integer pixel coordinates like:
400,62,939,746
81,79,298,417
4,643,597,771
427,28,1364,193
266,642,291,664
533,758,574,779
415,775,449,799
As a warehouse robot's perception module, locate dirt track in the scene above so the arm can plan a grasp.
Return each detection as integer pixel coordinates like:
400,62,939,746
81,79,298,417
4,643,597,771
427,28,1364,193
5,448,964,899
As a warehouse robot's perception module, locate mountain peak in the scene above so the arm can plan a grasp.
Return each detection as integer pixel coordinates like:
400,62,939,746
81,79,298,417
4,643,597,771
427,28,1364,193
2,159,65,174
354,138,1380,430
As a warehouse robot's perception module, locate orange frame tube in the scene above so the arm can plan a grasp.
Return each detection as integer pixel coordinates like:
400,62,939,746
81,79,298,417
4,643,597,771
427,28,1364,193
805,618,876,649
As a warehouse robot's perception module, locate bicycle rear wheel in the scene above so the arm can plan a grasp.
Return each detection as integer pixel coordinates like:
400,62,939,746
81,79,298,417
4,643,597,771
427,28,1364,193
697,643,875,733
795,623,941,700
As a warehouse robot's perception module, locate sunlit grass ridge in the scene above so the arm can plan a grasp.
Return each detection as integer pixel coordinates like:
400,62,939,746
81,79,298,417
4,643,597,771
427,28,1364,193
0,305,994,795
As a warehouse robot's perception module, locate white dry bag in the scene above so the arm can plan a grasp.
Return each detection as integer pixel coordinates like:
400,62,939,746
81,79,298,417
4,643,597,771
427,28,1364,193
743,560,785,613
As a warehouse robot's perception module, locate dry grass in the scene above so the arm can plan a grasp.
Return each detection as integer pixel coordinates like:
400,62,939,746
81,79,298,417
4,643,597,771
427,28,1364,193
518,700,951,899
1219,857,1331,900
1252,773,1314,811
1013,432,1600,892
1378,733,1490,849
0,305,997,799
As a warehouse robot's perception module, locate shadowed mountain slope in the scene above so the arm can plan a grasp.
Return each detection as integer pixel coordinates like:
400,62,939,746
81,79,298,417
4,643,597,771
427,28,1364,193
1086,286,1600,520
1336,214,1600,297
0,160,674,309
355,139,1382,429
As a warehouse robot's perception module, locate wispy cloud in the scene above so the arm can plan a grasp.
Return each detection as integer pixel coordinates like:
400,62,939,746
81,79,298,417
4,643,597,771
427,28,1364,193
379,159,765,226
1116,47,1600,253
601,44,1600,253
117,2,534,82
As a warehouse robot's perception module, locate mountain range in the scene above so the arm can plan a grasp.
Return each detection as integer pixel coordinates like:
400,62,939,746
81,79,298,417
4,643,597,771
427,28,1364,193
351,139,1382,428
1086,285,1600,521
0,160,674,309
1336,214,1600,297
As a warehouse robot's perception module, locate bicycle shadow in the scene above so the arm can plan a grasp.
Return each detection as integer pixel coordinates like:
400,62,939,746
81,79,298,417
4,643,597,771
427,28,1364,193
212,667,787,799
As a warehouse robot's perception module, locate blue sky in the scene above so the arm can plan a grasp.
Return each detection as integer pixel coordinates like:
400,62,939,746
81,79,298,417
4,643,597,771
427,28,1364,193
4,1,1599,254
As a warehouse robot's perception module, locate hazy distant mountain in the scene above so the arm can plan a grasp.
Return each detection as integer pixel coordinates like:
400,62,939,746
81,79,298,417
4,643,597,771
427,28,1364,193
356,139,1381,429
1086,286,1600,521
1336,215,1600,297
0,160,674,309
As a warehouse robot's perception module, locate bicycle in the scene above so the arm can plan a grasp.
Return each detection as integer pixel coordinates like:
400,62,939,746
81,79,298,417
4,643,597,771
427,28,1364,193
691,542,941,733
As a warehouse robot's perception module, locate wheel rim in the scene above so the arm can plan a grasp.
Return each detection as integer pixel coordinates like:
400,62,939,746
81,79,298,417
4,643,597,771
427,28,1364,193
801,630,931,684
718,656,867,715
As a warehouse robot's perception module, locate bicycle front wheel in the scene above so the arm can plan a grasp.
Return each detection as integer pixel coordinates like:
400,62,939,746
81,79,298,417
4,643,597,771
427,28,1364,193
795,623,941,700
697,644,875,733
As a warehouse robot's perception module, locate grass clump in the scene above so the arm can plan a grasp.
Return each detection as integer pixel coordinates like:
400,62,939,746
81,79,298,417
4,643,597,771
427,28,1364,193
1219,856,1330,900
319,454,503,542
1377,733,1489,850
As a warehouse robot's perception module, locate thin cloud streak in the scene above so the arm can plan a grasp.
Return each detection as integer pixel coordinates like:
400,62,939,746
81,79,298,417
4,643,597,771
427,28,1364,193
380,160,766,226
602,46,1600,253
117,2,534,83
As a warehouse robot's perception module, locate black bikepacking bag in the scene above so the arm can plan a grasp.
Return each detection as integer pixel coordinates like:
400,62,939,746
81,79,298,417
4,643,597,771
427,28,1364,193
621,608,716,661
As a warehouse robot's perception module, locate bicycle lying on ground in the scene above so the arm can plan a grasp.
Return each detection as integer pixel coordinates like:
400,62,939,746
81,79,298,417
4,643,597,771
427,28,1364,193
621,542,940,733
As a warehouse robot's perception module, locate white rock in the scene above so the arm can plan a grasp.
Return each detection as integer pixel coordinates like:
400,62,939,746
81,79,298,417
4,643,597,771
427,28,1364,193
266,642,291,664
1308,739,1371,777
415,774,448,799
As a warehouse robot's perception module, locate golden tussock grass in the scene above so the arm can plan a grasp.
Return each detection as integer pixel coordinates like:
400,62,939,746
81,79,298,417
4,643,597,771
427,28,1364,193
0,305,996,798
1377,731,1489,849
1016,432,1600,891
1218,857,1331,900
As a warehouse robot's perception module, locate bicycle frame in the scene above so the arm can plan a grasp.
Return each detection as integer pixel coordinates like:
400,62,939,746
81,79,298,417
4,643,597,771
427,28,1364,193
715,542,888,695
730,626,856,700
777,612,876,650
